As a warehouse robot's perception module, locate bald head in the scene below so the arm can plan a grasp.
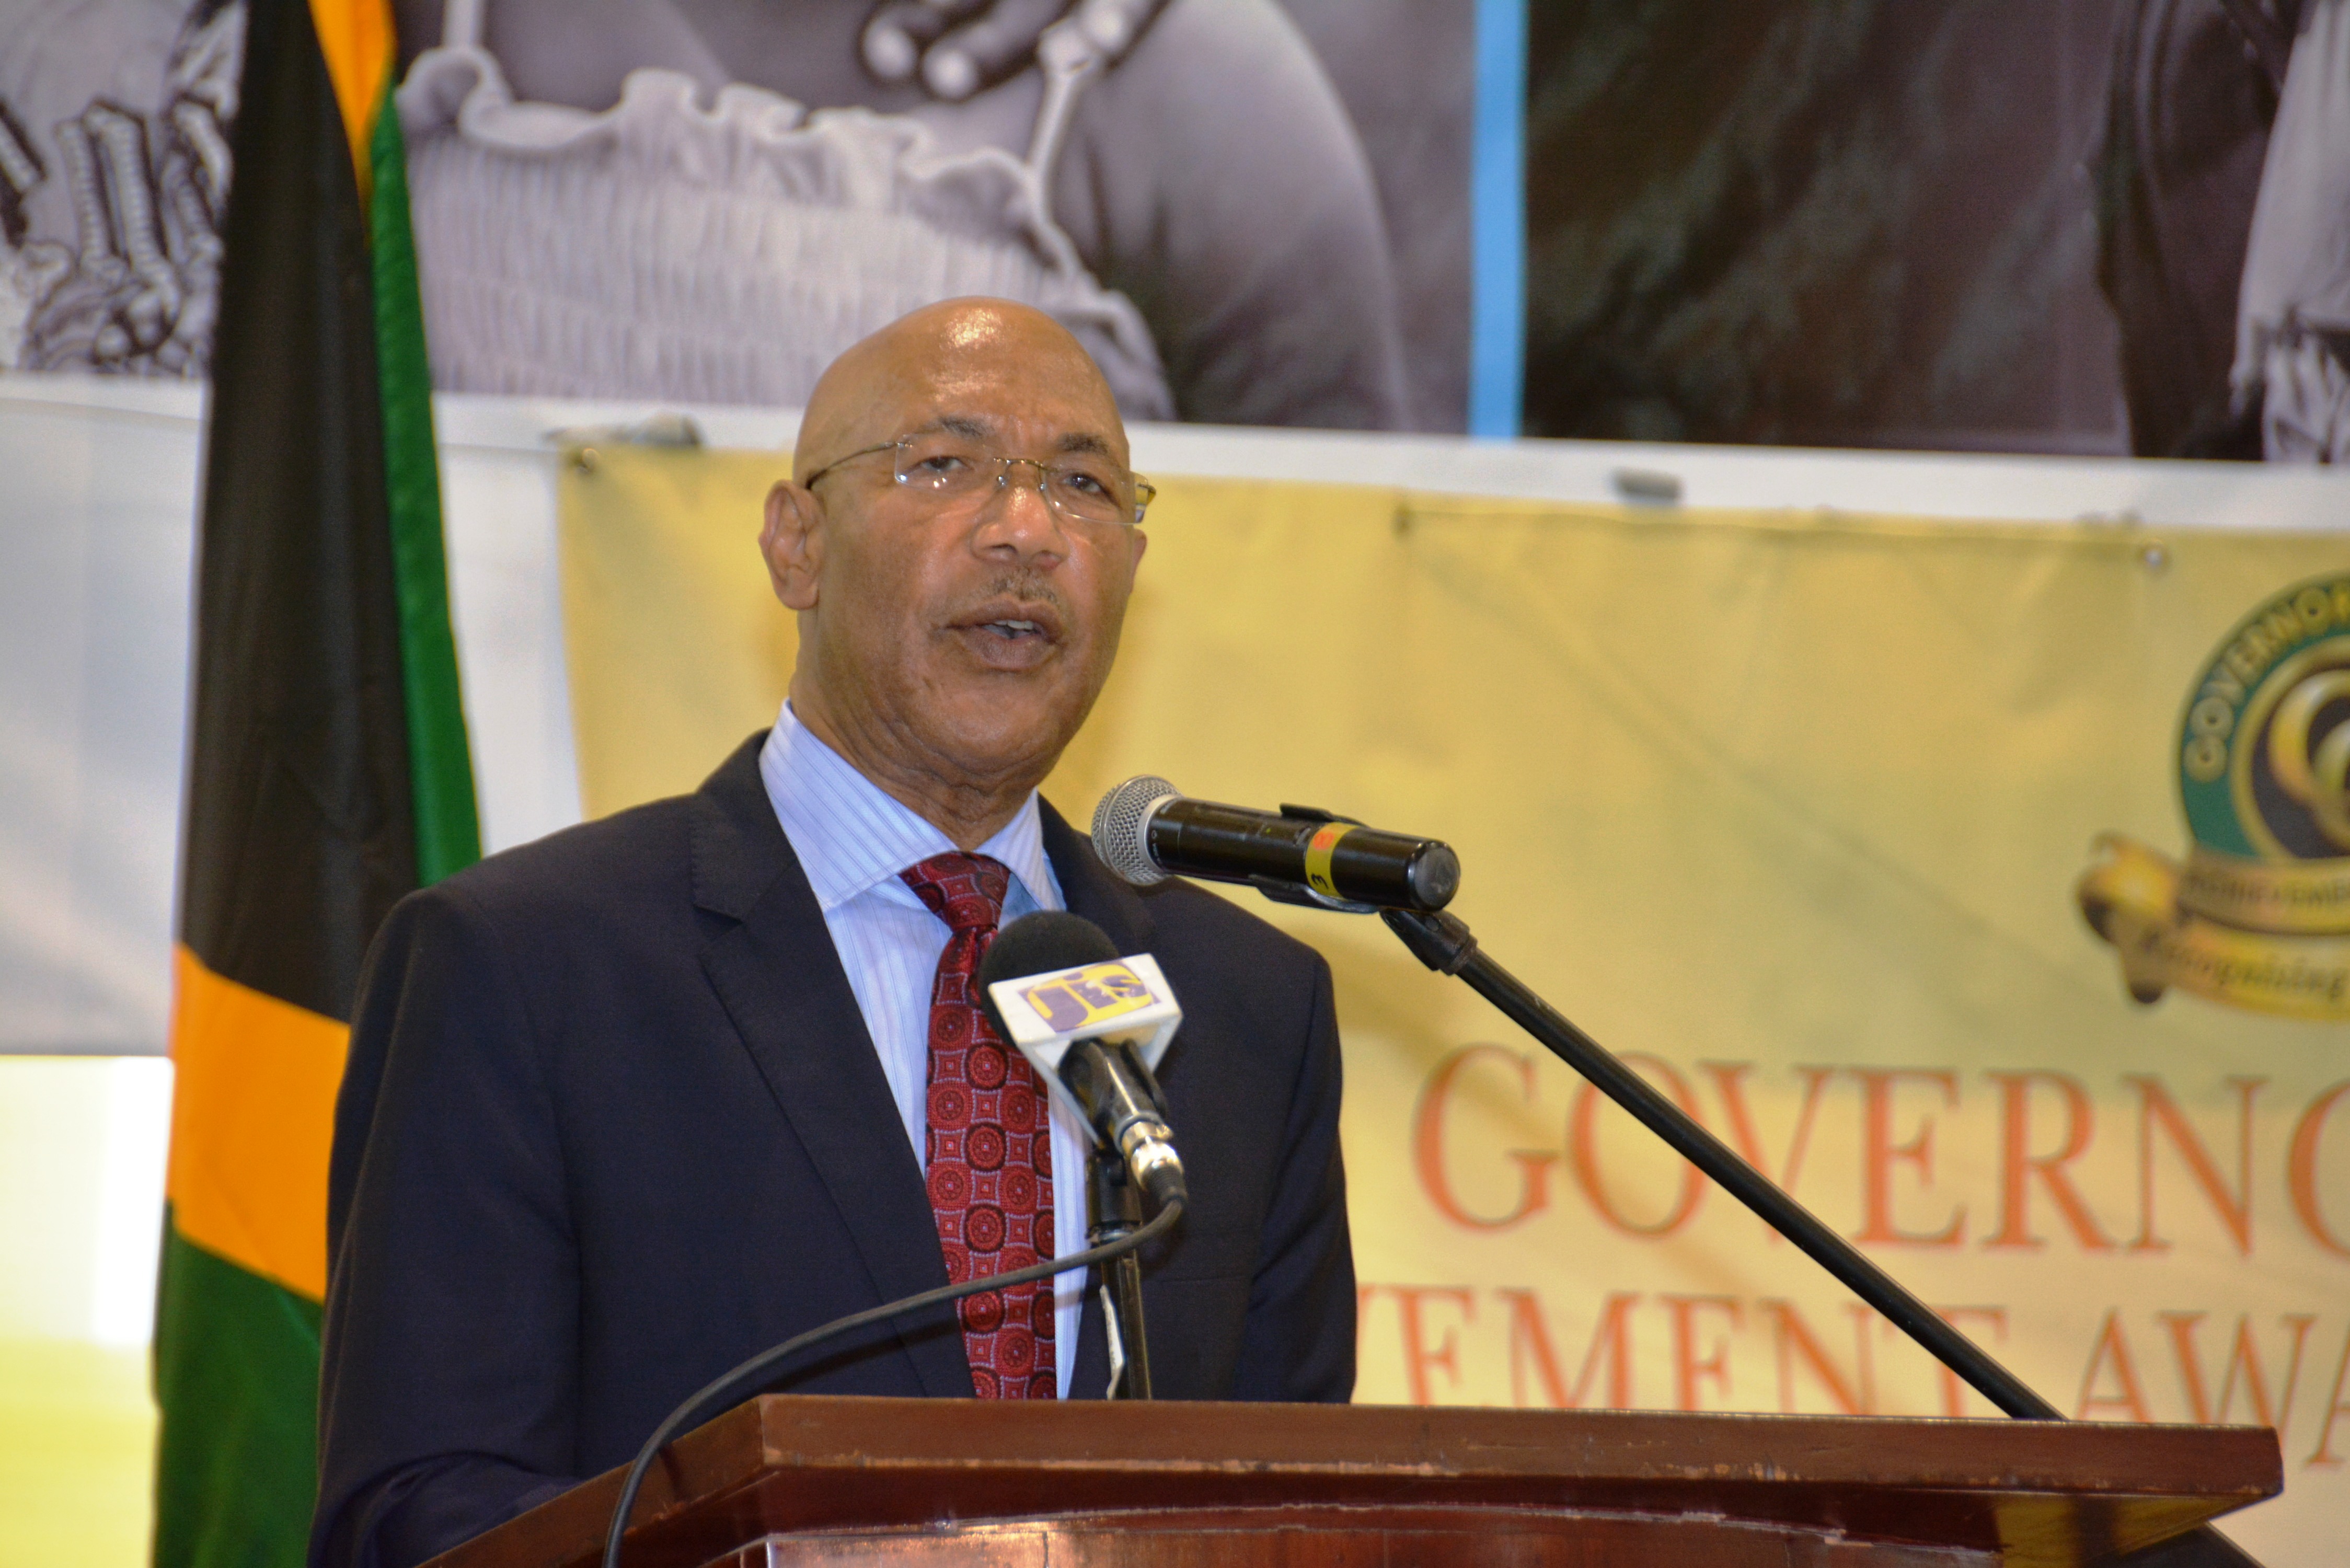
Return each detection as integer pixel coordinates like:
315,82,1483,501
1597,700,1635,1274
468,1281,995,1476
760,297,1150,849
794,298,1130,482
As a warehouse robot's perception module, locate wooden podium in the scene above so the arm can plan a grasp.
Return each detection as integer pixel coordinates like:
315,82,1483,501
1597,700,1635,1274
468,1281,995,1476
428,1396,2279,1568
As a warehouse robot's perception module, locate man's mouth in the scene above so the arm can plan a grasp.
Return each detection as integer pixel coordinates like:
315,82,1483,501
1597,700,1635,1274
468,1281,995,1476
953,597,1066,642
977,618,1048,642
946,601,1066,668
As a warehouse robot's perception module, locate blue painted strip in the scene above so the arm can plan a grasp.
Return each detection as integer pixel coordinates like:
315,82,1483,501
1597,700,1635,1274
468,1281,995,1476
1468,0,1527,439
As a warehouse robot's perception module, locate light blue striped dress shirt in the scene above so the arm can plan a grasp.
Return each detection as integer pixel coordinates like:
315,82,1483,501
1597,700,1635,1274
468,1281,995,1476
757,704,1089,1397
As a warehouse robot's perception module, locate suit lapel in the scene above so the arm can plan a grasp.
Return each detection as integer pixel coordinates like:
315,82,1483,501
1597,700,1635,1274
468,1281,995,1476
691,735,971,1398
684,768,1159,1404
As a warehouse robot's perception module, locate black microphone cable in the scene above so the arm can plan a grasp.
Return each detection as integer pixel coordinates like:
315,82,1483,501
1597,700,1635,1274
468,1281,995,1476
600,1195,1184,1568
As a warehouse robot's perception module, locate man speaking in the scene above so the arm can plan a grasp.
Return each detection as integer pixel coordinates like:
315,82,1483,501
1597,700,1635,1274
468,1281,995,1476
310,299,1354,1568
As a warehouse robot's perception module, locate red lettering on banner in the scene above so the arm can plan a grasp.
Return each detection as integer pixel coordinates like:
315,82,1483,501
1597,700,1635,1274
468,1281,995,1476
1499,1288,1638,1410
1851,1069,1965,1247
1704,1062,1834,1243
1411,1046,1557,1231
1376,1285,1477,1406
1760,1299,1875,1414
2288,1081,2350,1260
2160,1312,2317,1429
1570,1054,1706,1238
2077,1310,2153,1422
2128,1076,2260,1254
1987,1072,2115,1251
2309,1323,2350,1467
1662,1294,1743,1410
1932,1306,2010,1417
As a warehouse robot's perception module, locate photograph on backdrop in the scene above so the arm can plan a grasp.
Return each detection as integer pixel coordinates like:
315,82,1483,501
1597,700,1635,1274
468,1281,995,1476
388,0,1469,431
4,1,2342,458
0,0,1473,430
1520,0,2350,463
0,0,240,375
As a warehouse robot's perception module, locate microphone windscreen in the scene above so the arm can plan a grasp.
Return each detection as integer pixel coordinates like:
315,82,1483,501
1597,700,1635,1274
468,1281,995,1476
1090,776,1178,885
976,910,1123,1041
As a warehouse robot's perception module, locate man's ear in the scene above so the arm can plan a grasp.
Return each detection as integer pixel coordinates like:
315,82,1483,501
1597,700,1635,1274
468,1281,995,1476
761,479,823,610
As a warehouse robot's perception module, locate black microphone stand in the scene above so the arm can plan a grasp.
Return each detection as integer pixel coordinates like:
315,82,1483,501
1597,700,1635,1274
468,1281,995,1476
1088,1145,1154,1398
1378,907,2261,1568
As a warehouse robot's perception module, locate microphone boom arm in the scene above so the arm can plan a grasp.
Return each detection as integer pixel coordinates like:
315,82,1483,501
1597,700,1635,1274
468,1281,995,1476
1379,908,2267,1565
1380,906,2062,1419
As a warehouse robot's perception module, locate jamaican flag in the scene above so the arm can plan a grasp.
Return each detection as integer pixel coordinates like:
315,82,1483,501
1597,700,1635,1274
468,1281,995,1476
156,1,476,1563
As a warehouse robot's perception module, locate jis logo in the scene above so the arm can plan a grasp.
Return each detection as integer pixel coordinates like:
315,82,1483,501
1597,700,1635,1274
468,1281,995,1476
1020,962,1157,1033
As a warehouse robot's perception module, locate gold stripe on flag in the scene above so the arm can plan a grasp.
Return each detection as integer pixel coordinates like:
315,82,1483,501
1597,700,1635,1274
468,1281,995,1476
166,944,349,1301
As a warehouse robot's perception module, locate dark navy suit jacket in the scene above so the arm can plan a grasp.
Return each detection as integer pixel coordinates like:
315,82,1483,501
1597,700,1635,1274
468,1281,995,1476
310,734,1354,1568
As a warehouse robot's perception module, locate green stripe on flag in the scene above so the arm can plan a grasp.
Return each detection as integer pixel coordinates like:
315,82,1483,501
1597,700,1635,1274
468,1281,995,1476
153,1220,322,1568
367,80,480,888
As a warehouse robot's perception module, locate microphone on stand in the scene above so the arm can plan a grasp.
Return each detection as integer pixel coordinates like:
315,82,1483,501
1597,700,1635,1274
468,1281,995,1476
1090,776,1460,913
978,911,1184,1400
977,911,1186,1210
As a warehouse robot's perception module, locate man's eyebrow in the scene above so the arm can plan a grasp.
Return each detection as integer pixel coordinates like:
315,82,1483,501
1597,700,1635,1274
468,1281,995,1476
911,414,996,441
916,416,1120,462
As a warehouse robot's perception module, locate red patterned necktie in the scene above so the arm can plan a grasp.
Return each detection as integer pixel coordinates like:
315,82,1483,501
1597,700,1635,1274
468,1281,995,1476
900,852,1057,1399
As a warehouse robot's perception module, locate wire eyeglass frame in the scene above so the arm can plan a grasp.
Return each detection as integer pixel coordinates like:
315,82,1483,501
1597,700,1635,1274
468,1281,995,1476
801,436,1156,526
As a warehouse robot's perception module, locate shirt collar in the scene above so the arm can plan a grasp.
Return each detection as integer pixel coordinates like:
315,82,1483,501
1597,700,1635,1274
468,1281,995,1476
758,703,1055,914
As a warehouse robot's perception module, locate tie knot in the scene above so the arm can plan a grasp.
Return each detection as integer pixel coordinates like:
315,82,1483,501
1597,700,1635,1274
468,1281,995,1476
901,852,1011,934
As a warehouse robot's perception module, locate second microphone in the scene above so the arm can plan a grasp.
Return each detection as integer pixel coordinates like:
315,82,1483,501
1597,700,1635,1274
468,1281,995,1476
1091,776,1460,913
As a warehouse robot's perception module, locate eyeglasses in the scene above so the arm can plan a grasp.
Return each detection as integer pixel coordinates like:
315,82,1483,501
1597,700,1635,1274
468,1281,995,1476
800,434,1156,527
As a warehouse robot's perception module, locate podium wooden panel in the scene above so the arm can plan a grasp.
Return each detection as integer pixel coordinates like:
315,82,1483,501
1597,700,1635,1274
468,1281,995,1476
428,1397,2279,1568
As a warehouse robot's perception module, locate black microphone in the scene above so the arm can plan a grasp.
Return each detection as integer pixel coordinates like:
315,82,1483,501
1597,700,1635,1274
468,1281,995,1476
977,912,1186,1210
1090,777,1460,913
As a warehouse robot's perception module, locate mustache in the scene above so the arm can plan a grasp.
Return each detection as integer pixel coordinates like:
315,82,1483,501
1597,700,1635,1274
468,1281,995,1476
965,573,1068,616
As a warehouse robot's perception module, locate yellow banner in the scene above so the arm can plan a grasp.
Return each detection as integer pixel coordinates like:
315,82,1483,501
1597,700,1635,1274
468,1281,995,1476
558,449,2350,1563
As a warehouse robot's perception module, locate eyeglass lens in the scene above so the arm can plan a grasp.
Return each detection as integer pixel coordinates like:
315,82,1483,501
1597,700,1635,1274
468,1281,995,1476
892,436,1142,525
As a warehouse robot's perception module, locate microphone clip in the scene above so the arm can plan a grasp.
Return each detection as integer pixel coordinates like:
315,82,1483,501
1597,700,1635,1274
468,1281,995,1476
1251,804,1381,916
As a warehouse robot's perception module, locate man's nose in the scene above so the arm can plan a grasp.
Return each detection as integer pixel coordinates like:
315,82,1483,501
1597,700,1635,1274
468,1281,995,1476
971,461,1069,558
